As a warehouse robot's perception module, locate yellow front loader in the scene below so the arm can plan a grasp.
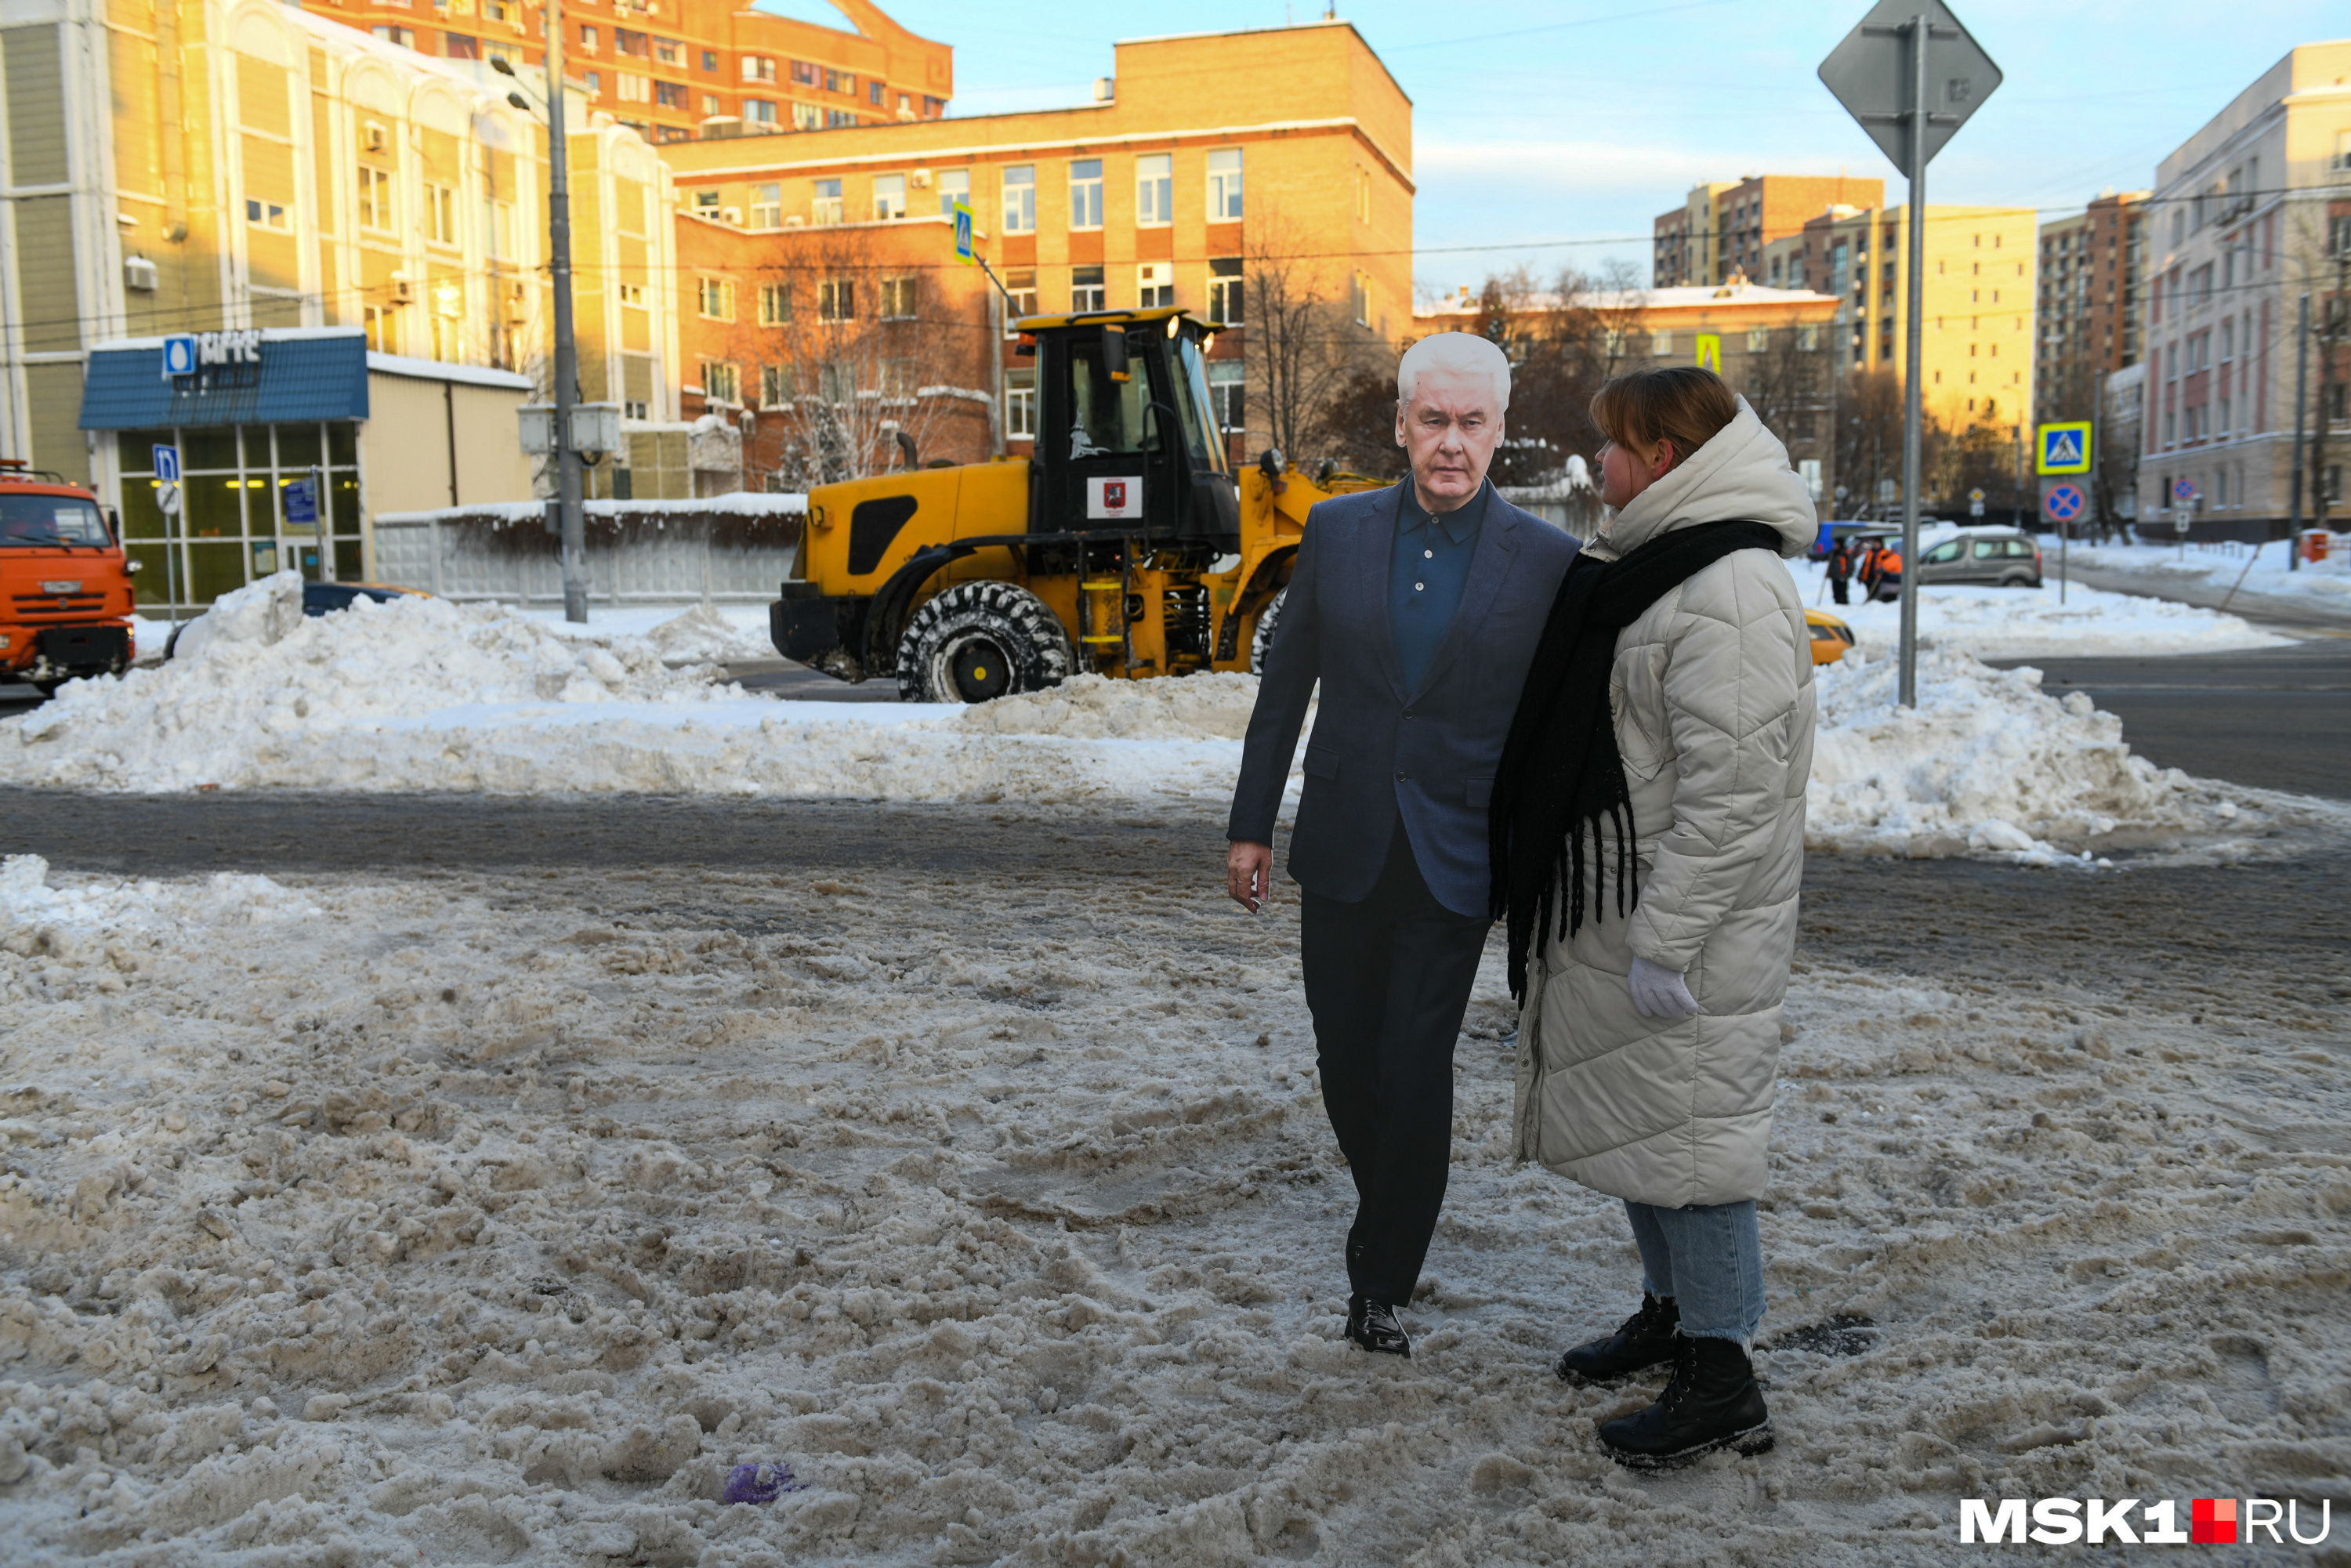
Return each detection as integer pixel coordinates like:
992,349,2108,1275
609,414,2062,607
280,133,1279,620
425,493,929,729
770,306,1386,701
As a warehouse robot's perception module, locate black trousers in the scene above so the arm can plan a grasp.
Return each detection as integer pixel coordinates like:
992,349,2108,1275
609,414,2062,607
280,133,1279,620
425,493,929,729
1829,574,1850,604
1299,824,1493,1307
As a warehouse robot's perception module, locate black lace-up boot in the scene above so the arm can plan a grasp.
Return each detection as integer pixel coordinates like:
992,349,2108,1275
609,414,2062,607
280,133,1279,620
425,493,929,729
1346,1295,1411,1357
1553,1292,1680,1385
1596,1333,1773,1471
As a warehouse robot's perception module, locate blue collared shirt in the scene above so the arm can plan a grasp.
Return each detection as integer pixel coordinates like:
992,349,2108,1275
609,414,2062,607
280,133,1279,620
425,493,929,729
1388,479,1487,693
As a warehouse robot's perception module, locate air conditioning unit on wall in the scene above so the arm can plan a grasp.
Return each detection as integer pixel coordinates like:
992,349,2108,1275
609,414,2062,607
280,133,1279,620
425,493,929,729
389,273,413,302
909,168,932,189
363,120,388,152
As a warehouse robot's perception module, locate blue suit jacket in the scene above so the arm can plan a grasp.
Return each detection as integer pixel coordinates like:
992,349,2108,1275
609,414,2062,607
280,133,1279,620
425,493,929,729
1227,479,1581,917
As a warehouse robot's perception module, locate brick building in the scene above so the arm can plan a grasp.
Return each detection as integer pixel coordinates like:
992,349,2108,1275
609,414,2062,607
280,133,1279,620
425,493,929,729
295,0,952,147
656,19,1415,471
1653,174,1884,289
2034,191,2150,426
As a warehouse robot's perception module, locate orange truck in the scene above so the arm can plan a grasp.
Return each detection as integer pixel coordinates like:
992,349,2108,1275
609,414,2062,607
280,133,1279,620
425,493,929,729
0,458,140,694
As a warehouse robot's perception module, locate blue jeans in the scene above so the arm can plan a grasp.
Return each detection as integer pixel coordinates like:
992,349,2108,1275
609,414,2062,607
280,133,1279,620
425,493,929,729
1623,1199,1765,1347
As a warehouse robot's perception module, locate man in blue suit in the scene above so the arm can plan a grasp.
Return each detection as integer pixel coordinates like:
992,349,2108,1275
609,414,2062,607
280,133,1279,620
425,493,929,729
1226,332,1579,1357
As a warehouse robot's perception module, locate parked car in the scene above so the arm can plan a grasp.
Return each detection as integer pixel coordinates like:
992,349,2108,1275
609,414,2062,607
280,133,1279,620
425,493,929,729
1805,608,1855,665
1913,527,2042,588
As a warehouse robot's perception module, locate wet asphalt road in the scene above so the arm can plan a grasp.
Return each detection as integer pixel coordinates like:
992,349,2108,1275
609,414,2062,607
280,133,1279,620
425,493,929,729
4,791,2348,1001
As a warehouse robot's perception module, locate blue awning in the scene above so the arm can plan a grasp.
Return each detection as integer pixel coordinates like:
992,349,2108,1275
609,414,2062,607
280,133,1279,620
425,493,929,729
78,331,371,430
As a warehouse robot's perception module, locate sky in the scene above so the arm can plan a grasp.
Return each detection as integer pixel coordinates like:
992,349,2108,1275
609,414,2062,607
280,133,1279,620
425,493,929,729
763,0,2349,303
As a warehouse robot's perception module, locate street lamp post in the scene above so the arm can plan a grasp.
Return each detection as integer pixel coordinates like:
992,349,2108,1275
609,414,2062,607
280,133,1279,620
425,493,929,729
494,12,588,623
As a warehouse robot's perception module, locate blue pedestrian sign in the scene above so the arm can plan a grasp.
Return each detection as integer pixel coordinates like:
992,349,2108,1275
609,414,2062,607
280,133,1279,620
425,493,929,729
952,201,975,266
160,334,198,378
2035,422,2091,475
2042,483,2085,523
281,477,317,528
151,444,179,483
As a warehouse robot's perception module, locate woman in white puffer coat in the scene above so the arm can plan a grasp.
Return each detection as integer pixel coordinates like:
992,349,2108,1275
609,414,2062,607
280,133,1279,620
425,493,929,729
1487,366,1817,1472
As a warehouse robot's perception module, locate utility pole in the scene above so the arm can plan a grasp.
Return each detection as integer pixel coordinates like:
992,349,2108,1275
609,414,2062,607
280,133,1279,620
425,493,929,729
2313,252,2347,542
2289,292,2308,571
545,0,589,622
1894,13,1929,708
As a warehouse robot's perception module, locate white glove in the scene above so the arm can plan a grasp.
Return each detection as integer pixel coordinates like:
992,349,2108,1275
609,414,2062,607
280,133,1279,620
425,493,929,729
1628,956,1700,1020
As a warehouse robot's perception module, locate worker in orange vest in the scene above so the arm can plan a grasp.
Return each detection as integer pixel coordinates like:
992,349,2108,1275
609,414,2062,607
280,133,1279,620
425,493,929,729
1872,541,1905,602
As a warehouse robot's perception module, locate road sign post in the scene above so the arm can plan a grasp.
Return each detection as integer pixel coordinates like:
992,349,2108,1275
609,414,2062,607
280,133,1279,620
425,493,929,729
2042,481,2086,604
1820,0,2001,709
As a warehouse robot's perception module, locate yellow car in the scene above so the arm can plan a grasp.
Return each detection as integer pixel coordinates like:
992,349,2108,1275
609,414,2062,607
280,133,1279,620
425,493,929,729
1806,608,1856,665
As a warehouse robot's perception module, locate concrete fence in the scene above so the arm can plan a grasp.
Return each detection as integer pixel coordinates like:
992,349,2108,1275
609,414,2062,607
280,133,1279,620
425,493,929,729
371,495,806,607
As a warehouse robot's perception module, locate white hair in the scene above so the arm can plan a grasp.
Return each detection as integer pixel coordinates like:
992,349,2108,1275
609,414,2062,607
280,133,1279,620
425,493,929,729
1396,331,1511,411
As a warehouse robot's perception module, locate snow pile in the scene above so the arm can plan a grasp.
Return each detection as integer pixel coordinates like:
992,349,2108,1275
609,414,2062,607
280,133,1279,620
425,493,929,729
0,854,318,943
2067,538,2351,609
955,671,1264,741
1786,557,2287,657
1802,646,2312,860
638,603,777,664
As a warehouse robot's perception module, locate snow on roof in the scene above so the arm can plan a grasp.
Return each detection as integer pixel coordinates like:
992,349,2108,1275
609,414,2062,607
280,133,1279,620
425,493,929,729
367,353,535,391
375,493,808,527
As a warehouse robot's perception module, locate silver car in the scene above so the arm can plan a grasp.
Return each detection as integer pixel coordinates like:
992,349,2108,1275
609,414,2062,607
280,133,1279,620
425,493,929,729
1914,527,2043,588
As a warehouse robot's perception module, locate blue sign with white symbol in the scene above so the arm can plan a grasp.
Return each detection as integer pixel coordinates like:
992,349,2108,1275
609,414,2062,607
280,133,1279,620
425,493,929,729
2043,483,2085,522
160,334,198,378
281,477,317,527
952,201,975,266
151,444,179,483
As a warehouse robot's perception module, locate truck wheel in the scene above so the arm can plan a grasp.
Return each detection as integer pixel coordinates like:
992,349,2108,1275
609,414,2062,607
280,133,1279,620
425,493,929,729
1249,588,1288,674
896,581,1074,704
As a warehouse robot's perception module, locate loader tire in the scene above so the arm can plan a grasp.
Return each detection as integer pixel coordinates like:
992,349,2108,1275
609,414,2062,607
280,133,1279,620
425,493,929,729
896,581,1074,704
1249,587,1288,675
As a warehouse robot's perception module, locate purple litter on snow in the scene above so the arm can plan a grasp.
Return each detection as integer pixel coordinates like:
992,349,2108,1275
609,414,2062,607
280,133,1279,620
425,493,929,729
723,1461,806,1505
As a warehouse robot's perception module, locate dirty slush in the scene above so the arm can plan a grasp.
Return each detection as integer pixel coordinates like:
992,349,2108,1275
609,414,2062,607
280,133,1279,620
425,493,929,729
2,821,2346,1566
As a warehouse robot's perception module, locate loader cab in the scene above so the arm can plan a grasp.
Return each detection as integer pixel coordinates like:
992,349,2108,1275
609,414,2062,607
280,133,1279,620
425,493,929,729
1021,308,1237,549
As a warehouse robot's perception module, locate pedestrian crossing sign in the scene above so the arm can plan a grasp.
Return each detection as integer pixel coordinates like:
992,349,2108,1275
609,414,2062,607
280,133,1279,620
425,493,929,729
2036,421,2092,475
1695,333,1722,375
952,201,975,266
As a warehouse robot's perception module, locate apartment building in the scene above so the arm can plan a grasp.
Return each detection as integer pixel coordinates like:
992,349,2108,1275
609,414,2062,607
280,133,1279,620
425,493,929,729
0,0,679,610
2034,191,2150,426
1415,278,1842,513
1653,174,1884,288
298,0,951,147
657,19,1415,469
1766,203,2038,436
2139,41,2351,538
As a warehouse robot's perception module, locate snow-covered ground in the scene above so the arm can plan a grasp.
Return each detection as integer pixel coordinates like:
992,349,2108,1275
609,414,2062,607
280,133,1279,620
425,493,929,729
516,603,780,665
3,574,2342,864
1,853,2343,1565
2062,538,2351,611
1785,557,2288,659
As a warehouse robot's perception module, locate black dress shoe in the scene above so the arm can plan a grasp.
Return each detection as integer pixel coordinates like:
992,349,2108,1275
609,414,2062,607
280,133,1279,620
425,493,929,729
1554,1292,1680,1385
1596,1333,1773,1471
1346,1294,1411,1357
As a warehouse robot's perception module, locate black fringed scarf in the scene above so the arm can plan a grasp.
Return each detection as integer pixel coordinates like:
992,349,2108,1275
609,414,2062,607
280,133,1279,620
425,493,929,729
1488,520,1787,1001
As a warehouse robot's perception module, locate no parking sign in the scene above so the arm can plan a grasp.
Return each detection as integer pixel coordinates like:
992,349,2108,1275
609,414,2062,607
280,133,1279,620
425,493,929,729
2041,483,2084,523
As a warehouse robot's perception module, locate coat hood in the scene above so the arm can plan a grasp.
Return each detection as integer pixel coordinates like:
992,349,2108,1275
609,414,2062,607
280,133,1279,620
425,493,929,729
1587,397,1817,563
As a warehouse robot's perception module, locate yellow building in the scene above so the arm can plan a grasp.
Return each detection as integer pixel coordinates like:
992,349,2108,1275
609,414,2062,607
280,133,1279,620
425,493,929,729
655,18,1414,462
1766,203,2038,436
0,0,682,607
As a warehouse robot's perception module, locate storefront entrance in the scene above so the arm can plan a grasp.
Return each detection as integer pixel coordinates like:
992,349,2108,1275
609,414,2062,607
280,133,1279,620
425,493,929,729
111,423,365,611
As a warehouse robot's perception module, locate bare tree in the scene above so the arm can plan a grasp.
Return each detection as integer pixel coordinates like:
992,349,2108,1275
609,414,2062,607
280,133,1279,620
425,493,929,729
737,228,987,491
1244,216,1375,463
1833,368,1911,519
1743,326,1831,457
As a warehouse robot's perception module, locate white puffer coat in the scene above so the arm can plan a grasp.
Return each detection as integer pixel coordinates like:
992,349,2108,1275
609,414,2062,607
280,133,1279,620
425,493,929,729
1510,398,1818,1208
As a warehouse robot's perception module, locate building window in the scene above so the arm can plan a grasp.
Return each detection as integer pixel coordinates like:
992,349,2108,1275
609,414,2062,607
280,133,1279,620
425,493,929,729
938,168,969,217
827,109,856,129
444,34,478,60
812,178,842,226
792,60,818,86
654,38,681,65
1005,368,1036,439
818,278,853,321
1355,166,1371,225
1069,159,1103,230
618,282,645,306
357,165,393,232
1351,271,1370,328
371,24,415,47
701,93,722,115
697,276,734,320
792,103,818,130
881,276,916,319
758,283,790,325
744,100,775,123
701,49,717,71
868,79,883,106
1136,154,1172,227
656,81,686,109
1002,165,1035,234
1004,269,1037,333
615,27,647,56
1798,324,1818,351
1137,263,1173,309
701,360,739,404
1208,257,1243,326
245,198,289,230
1208,148,1242,221
1651,330,1672,355
487,198,512,260
1208,360,1244,432
1071,265,1106,313
761,363,793,407
578,24,597,51
873,173,906,221
424,184,457,246
362,304,395,353
741,55,774,83
618,73,650,103
583,71,600,95
824,68,851,93
1745,327,1770,352
692,190,719,215
744,183,780,229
